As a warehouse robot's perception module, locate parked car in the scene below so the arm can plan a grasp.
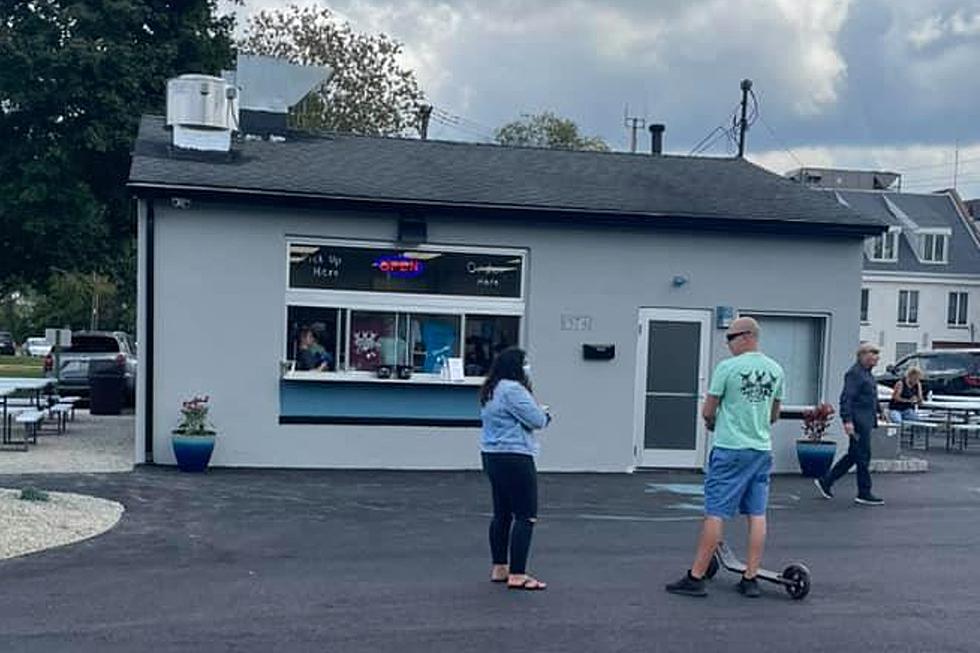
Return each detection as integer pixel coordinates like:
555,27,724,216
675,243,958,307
0,331,14,356
45,331,137,405
876,349,980,397
23,336,52,357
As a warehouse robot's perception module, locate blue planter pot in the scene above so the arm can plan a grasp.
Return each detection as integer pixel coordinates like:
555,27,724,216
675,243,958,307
171,434,216,472
796,439,837,478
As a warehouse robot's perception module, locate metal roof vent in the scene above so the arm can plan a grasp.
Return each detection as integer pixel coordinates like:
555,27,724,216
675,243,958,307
166,74,239,152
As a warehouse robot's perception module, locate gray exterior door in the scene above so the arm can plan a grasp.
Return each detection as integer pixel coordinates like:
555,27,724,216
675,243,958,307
634,309,711,468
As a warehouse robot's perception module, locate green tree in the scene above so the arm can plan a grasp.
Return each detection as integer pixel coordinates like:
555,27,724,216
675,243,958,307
495,112,609,151
0,0,237,328
239,4,425,136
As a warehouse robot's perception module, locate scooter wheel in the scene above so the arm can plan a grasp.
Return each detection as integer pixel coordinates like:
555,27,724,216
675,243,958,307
782,564,811,600
705,554,720,580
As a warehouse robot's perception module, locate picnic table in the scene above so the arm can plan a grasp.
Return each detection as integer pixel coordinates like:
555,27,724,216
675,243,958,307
0,378,55,448
913,399,980,450
1,386,15,446
0,377,55,405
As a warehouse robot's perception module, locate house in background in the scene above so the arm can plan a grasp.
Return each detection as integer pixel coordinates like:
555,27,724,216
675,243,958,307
788,168,980,370
128,66,885,474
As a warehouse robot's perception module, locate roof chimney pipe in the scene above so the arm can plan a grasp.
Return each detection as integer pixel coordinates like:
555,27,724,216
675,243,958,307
649,123,665,155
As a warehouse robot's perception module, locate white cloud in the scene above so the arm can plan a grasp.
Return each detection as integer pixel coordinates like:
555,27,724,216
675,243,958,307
225,0,980,178
908,14,946,48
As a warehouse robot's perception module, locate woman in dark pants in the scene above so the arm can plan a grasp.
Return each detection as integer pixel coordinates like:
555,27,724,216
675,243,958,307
479,348,551,591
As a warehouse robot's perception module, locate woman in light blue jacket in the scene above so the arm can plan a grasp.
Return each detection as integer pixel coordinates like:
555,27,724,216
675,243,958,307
480,347,551,591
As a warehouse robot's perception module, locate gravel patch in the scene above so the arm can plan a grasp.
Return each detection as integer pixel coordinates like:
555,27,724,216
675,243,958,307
0,411,133,474
0,488,124,560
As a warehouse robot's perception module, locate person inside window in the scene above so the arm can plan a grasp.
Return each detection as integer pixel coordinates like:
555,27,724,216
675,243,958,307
295,327,333,371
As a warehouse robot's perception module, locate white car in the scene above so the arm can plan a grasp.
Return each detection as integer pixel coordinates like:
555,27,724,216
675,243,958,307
24,337,52,357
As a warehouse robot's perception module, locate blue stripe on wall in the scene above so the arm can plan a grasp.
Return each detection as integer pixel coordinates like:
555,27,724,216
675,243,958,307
280,380,481,423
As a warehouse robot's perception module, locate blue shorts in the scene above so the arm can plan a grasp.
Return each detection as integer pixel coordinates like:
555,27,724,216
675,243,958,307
704,447,772,519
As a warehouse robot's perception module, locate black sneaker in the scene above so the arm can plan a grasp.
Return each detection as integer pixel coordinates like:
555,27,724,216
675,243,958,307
737,576,761,598
665,571,707,597
855,494,885,506
814,478,833,500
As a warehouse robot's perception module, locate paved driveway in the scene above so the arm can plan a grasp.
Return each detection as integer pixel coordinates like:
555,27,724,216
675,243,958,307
0,452,978,652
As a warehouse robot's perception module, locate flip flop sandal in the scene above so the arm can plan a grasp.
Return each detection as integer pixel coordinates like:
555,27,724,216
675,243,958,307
490,577,508,583
508,578,547,591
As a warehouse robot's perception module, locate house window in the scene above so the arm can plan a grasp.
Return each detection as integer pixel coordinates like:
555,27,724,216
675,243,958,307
285,239,526,381
286,306,343,371
286,307,520,377
922,234,948,263
288,242,524,298
860,289,869,323
743,313,826,406
895,342,917,362
948,292,969,327
866,231,898,262
898,290,919,325
465,315,521,377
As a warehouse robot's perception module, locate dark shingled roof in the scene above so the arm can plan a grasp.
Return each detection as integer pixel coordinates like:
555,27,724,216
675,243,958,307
129,115,882,233
834,189,980,275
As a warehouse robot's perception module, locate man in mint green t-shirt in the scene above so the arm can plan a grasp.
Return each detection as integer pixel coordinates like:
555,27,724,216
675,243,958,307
667,317,784,598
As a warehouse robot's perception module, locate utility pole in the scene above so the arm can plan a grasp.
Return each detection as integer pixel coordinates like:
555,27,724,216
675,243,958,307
624,106,646,154
737,78,753,158
418,105,433,140
954,139,960,190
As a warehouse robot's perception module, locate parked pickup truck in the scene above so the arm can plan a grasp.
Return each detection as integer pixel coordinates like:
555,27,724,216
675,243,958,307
45,331,137,405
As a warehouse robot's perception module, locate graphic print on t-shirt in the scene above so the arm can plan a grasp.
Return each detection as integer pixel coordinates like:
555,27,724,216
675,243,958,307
739,371,779,403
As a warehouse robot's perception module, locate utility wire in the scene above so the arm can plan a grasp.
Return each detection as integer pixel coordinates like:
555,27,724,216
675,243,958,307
899,155,980,172
756,114,804,168
430,113,494,142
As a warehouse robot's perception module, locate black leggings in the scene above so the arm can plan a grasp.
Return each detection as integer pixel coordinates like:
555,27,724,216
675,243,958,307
482,452,538,575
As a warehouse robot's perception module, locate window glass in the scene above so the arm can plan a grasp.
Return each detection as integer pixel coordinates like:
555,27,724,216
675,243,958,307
464,315,521,376
287,307,341,371
407,314,461,373
65,335,120,353
289,244,523,298
959,293,968,324
894,343,917,363
744,314,825,406
860,289,869,322
349,311,400,371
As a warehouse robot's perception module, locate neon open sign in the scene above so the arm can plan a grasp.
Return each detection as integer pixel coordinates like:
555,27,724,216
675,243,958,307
373,255,425,279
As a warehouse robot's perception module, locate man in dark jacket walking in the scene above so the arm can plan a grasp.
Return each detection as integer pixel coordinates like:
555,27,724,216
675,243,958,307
815,342,884,505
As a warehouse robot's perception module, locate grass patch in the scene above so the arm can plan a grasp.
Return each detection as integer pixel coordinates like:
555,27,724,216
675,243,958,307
0,355,43,378
19,487,50,502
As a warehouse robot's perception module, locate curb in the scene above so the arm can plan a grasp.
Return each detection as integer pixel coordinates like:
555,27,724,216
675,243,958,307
868,457,929,473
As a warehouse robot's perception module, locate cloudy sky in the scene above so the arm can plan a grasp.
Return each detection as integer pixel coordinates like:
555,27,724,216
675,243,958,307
229,0,980,198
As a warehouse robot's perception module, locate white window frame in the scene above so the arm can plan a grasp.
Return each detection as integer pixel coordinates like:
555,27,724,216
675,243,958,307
898,289,919,326
948,291,969,327
283,237,527,384
918,229,950,264
737,310,830,411
865,228,899,263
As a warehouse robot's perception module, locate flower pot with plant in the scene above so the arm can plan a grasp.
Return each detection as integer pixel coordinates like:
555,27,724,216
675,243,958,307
796,402,838,478
171,395,217,472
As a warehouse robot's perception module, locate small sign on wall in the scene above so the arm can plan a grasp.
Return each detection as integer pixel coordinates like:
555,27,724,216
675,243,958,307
561,315,593,332
716,306,734,330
